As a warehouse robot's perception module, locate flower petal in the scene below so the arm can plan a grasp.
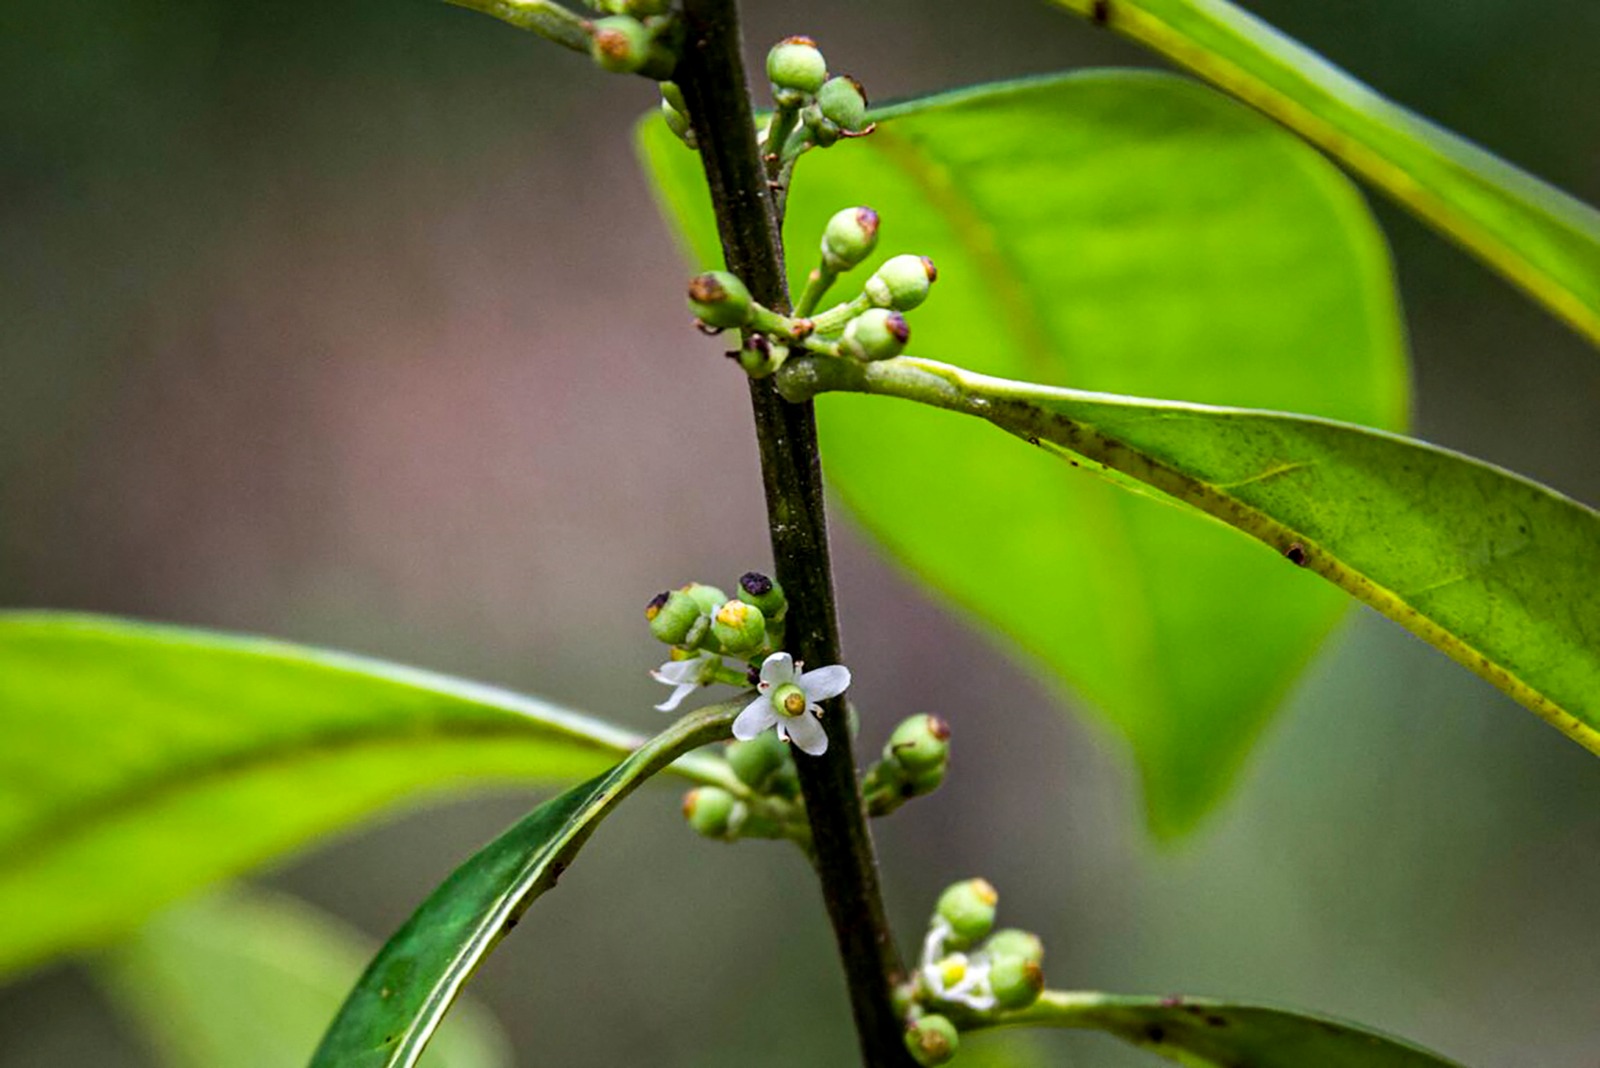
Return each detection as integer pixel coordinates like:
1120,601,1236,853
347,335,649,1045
653,683,696,713
758,652,796,687
651,658,701,686
798,664,850,702
732,696,779,740
784,711,829,756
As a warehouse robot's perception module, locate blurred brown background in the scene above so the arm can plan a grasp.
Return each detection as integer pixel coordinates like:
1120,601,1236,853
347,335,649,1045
2,0,1598,1064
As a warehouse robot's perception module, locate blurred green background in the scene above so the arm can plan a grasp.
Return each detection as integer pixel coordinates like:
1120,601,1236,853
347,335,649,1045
2,1,1597,1065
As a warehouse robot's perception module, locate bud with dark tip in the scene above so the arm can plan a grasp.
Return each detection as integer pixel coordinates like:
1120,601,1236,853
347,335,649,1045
904,1014,959,1066
683,786,746,840
839,307,910,361
817,75,869,131
766,36,828,105
710,599,766,655
647,589,703,645
688,271,754,329
936,878,998,946
989,953,1045,1011
737,571,788,620
821,206,880,273
885,714,950,774
589,16,651,74
865,254,937,310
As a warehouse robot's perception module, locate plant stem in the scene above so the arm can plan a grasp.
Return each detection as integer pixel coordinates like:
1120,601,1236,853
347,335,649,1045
672,3,914,1065
445,0,592,53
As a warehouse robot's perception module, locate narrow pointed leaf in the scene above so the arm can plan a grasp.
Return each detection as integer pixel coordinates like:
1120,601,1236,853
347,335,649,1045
1046,0,1600,347
101,888,509,1068
0,612,732,977
779,353,1600,755
994,990,1464,1066
310,699,741,1068
643,72,1408,835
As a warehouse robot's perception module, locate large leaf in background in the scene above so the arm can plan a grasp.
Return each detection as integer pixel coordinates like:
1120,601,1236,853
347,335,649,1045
101,888,509,1068
642,72,1408,836
780,355,1600,759
1045,0,1600,348
310,700,740,1068
998,991,1463,1066
0,612,730,978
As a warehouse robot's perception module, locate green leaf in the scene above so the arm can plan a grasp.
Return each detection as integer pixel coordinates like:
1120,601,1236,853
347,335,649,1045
641,72,1409,835
1046,0,1600,348
0,611,732,978
779,353,1600,759
310,699,740,1068
100,887,509,1068
996,990,1464,1066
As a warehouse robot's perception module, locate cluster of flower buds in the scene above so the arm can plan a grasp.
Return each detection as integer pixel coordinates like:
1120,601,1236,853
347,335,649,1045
647,573,788,670
900,879,1048,1063
678,725,810,844
586,0,677,76
764,37,873,152
863,714,951,816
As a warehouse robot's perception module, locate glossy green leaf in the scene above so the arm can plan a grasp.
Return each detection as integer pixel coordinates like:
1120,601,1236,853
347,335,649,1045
994,990,1464,1066
310,699,741,1068
642,72,1409,835
101,887,509,1068
1047,0,1600,347
0,611,732,978
779,353,1600,758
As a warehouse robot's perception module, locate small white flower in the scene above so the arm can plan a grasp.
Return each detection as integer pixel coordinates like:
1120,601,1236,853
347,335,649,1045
919,920,997,1011
731,651,850,757
650,652,719,712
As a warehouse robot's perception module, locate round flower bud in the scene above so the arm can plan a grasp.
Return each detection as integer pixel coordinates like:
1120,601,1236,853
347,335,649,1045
680,582,728,616
737,571,788,620
817,75,869,132
885,714,951,774
683,786,745,840
820,206,880,273
839,307,910,361
865,254,938,310
989,953,1045,1011
726,731,787,789
710,599,767,655
647,589,703,645
766,36,828,99
903,1014,959,1066
589,16,651,74
936,878,998,946
984,928,1045,965
688,271,754,329
905,763,947,796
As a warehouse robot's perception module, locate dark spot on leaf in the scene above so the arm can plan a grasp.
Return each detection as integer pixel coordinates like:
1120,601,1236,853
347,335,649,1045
1092,0,1112,25
1145,1024,1165,1044
1027,435,1040,446
1206,1014,1228,1027
1285,542,1308,566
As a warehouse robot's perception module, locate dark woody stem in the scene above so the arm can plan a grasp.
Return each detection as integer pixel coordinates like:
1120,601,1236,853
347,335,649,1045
672,3,915,1065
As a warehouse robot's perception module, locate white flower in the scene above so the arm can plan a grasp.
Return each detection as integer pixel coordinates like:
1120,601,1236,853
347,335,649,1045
650,652,719,712
919,920,997,1011
731,651,850,757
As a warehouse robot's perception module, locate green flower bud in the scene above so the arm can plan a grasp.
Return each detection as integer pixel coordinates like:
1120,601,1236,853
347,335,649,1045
905,762,947,797
687,271,753,329
660,98,694,145
660,81,688,114
839,307,910,361
737,571,788,620
726,731,787,789
989,953,1045,1011
820,206,880,273
647,589,703,645
936,878,998,946
885,713,951,774
710,599,767,655
983,928,1045,965
817,75,869,131
903,1014,959,1066
801,104,841,148
620,0,672,16
683,786,745,840
865,254,938,310
589,16,651,74
766,36,828,101
680,582,727,616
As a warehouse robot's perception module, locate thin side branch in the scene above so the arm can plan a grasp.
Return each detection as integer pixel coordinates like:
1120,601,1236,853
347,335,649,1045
445,0,591,54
